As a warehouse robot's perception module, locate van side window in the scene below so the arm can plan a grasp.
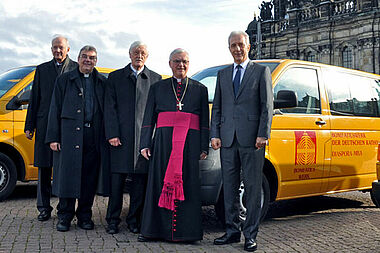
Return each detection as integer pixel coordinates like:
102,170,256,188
327,70,379,117
274,67,320,114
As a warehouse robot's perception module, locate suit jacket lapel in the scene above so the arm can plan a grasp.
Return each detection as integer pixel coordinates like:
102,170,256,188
225,64,234,99
236,61,256,99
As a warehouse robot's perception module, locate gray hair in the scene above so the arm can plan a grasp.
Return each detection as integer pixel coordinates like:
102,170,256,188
78,45,97,56
129,41,148,54
51,34,69,47
169,48,188,61
228,31,249,46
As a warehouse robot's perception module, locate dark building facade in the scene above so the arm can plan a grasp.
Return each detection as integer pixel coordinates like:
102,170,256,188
246,0,380,74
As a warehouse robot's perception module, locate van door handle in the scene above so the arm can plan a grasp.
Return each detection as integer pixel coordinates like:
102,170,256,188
315,120,326,125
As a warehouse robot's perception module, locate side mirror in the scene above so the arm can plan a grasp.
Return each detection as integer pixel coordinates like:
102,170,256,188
274,90,297,109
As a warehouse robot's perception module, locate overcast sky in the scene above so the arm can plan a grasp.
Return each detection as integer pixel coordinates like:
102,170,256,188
0,0,261,75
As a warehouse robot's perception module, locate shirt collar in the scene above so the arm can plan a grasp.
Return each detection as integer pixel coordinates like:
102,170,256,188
130,64,144,76
233,58,249,70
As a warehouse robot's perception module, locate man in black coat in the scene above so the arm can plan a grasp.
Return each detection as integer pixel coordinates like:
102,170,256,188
24,35,77,221
104,41,162,234
46,45,107,232
211,31,273,252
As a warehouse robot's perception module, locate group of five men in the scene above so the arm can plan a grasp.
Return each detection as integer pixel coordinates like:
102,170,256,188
24,30,273,252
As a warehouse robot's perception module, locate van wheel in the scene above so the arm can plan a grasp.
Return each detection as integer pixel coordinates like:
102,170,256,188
239,174,270,222
214,174,270,225
0,153,17,201
370,189,380,207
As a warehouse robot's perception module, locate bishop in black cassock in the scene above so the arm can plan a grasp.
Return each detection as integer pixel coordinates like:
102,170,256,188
139,49,209,242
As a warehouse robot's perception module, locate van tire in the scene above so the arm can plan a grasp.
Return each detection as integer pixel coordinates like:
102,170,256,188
214,173,270,225
0,153,17,201
239,174,270,222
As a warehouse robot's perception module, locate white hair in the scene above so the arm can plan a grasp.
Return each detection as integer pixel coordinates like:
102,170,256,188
129,41,148,54
228,31,249,46
51,34,69,47
169,48,188,60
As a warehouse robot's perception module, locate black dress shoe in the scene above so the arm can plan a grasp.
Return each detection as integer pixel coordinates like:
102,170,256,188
106,223,119,234
56,220,70,232
127,223,139,234
77,220,94,230
244,238,257,252
214,233,241,245
137,234,153,242
38,210,51,221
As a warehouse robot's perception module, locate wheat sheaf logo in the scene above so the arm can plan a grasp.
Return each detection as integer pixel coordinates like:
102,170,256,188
295,131,317,165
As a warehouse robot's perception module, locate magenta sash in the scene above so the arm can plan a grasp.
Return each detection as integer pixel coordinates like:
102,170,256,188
156,111,200,210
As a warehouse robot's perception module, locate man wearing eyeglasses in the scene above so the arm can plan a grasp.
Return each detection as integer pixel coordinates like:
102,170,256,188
104,41,162,235
46,45,107,232
138,48,209,242
24,35,77,222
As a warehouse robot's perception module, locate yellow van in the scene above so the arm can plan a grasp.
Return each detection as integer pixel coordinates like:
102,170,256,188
0,66,114,201
193,59,380,221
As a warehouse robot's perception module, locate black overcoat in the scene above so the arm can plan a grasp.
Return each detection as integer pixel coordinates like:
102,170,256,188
24,57,77,167
45,68,108,198
104,64,161,174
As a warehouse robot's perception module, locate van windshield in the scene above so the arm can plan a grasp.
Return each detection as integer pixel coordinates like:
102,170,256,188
192,62,279,102
0,66,35,98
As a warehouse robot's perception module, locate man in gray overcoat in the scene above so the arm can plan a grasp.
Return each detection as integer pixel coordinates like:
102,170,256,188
46,45,107,232
104,41,162,234
24,35,77,221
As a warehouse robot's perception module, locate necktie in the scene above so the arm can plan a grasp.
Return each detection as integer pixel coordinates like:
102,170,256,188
233,65,242,97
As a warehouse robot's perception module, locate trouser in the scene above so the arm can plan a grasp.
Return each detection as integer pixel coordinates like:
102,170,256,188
220,137,264,240
106,173,148,227
37,166,53,213
57,126,99,222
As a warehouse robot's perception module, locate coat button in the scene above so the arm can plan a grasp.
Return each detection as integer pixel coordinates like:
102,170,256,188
75,145,80,149
76,127,80,131
77,109,81,113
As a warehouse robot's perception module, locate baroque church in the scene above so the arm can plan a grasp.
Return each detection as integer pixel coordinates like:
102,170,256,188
246,0,380,74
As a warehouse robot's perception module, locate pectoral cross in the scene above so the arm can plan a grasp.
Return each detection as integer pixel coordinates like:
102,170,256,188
177,101,184,111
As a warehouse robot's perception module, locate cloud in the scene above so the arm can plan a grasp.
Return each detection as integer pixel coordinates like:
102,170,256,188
0,0,261,74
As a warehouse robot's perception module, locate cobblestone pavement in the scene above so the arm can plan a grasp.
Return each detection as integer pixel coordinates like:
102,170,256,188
1,183,380,252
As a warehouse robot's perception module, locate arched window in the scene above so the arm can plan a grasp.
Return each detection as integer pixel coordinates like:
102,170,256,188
342,46,352,68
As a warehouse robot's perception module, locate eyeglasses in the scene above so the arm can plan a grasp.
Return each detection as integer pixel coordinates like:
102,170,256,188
171,59,189,65
80,54,97,61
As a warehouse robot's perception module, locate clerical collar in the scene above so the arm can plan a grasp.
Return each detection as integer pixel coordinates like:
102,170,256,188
233,58,249,70
80,71,91,78
130,64,144,77
173,77,185,83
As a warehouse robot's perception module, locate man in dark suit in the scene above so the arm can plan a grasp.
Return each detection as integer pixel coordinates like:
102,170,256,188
211,31,273,252
46,45,107,232
104,41,162,234
24,35,77,221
